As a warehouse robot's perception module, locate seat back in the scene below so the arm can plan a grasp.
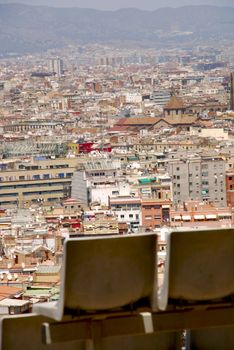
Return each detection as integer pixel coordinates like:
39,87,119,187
59,234,157,314
158,228,234,310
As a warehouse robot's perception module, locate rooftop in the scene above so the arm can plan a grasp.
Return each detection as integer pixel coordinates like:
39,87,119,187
164,95,186,110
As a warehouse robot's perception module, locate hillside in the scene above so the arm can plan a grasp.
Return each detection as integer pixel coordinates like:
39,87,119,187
0,4,233,54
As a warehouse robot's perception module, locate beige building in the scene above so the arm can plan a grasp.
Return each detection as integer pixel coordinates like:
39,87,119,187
82,218,119,235
0,157,77,207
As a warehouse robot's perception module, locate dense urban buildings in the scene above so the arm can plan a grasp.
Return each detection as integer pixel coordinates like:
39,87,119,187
0,11,233,330
231,72,234,111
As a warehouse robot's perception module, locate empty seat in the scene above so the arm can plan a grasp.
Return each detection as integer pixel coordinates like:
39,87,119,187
33,234,158,321
158,228,234,310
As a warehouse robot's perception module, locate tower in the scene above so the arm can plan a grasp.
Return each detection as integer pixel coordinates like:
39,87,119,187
48,57,64,76
231,72,234,111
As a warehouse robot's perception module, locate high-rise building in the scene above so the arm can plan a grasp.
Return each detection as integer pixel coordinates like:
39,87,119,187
48,57,64,76
150,90,171,107
230,72,234,111
168,156,227,207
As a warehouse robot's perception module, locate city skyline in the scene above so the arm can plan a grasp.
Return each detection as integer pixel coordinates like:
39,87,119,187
0,0,233,10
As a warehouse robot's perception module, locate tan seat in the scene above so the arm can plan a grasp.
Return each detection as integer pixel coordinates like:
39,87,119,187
33,234,158,321
2,234,183,350
0,314,84,350
102,331,181,350
0,314,180,350
189,326,234,350
158,228,234,310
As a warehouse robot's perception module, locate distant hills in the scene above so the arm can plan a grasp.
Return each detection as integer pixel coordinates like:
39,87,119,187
0,4,234,54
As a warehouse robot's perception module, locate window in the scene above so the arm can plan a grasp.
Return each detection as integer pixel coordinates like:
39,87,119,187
202,180,209,185
120,215,125,219
202,172,208,177
112,191,119,195
129,214,133,218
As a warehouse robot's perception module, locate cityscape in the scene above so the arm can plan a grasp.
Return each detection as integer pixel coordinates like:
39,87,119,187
0,1,234,349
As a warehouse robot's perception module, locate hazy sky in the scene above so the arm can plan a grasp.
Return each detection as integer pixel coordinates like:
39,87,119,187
0,0,233,10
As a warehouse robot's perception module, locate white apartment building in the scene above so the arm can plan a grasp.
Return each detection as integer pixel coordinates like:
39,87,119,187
125,93,142,104
71,160,129,206
48,57,64,76
109,196,142,231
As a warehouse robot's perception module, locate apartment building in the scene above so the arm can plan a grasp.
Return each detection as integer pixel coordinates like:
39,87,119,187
48,57,64,76
226,171,234,207
71,160,126,206
168,156,227,207
150,90,171,106
230,72,234,111
0,157,77,207
141,199,171,229
136,175,172,201
109,196,142,231
170,201,232,228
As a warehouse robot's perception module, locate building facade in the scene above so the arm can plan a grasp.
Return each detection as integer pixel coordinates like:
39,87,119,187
231,72,234,111
48,57,64,76
168,156,227,207
0,157,76,207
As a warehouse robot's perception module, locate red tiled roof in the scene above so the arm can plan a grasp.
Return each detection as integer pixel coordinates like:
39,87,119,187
109,125,130,132
0,286,23,301
116,117,158,126
164,96,186,110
